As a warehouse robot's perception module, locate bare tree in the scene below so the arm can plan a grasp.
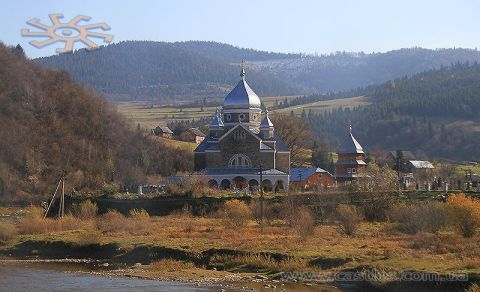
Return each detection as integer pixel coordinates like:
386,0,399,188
271,114,312,166
354,163,398,221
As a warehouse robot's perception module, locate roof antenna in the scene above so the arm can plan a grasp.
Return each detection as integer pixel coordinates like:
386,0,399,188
240,60,246,80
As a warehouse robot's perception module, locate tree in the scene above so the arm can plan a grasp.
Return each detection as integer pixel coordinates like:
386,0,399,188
271,115,312,166
311,139,332,171
354,163,398,221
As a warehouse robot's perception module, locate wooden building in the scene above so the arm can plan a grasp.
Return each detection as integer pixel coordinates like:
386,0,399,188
181,128,206,144
290,167,336,191
335,125,367,183
153,126,173,138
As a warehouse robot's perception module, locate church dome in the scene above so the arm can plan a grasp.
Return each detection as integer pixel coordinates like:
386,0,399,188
223,65,261,110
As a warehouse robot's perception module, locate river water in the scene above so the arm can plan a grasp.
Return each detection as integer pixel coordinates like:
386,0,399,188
0,261,343,292
0,263,216,292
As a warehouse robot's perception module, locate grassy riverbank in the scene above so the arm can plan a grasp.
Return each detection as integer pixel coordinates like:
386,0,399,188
1,202,480,291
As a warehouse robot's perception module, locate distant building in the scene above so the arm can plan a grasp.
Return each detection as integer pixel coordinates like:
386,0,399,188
153,126,173,138
290,167,336,191
407,160,434,172
181,128,206,144
194,64,290,191
387,150,415,169
407,160,435,189
335,125,367,183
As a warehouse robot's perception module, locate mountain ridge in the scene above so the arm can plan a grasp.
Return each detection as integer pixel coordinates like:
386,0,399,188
36,41,480,102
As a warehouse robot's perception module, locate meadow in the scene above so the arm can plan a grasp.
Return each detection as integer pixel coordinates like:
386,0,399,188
115,95,368,129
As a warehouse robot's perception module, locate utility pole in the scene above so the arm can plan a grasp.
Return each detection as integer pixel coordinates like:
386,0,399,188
45,171,66,219
259,164,264,225
299,170,303,193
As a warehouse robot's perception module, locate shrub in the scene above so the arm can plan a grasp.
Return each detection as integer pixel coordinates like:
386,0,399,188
0,222,17,241
128,208,150,234
96,210,127,232
250,199,282,223
291,206,315,241
447,194,480,238
335,204,362,236
391,202,447,234
220,199,250,229
70,200,98,219
361,193,395,222
18,206,49,234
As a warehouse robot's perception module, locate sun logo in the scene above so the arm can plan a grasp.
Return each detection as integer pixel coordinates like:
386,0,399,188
21,13,113,53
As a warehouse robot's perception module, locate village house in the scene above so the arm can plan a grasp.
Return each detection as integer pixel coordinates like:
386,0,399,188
153,126,173,139
194,64,290,191
290,167,336,191
180,128,206,144
407,160,435,189
387,150,415,170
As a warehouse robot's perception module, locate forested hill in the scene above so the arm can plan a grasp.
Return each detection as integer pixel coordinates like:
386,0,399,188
36,41,304,101
308,63,480,160
36,41,480,102
0,43,192,201
173,41,302,63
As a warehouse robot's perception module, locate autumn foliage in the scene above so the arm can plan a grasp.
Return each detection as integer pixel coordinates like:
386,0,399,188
0,43,192,200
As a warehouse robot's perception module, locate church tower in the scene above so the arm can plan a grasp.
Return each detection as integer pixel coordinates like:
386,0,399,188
222,62,262,132
335,124,367,183
209,109,224,138
260,109,274,138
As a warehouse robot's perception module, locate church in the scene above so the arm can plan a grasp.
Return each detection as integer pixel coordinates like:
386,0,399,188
194,65,290,191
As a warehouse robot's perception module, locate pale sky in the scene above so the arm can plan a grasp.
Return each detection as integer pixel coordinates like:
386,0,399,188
1,0,479,58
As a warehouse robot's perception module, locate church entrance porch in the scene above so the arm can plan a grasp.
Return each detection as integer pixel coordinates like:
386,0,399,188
248,179,259,191
220,179,231,189
196,168,289,192
233,176,248,189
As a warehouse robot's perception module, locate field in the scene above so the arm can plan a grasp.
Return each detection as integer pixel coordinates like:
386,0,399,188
273,96,371,115
1,195,480,291
148,136,197,152
116,95,369,129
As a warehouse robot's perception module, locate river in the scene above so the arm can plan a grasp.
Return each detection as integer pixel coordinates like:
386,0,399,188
0,263,216,292
0,261,342,292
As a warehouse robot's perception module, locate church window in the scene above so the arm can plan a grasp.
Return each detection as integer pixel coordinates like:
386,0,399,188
228,154,251,168
352,168,356,173
225,114,231,121
233,130,246,141
239,113,245,121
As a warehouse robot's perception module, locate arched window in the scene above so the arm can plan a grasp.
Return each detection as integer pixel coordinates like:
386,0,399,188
228,154,251,168
233,130,246,141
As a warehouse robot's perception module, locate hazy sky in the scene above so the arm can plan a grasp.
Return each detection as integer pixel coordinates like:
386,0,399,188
2,0,479,58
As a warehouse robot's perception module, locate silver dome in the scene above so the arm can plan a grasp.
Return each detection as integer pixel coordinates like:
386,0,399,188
223,67,261,110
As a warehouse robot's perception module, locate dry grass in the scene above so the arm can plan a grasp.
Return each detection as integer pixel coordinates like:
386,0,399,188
0,222,17,241
210,253,310,272
6,203,480,275
150,258,196,272
75,228,102,245
70,200,98,219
